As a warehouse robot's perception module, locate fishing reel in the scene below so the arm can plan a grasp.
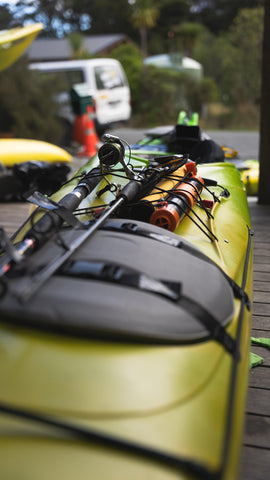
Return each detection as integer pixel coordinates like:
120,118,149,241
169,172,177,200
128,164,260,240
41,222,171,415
98,134,135,179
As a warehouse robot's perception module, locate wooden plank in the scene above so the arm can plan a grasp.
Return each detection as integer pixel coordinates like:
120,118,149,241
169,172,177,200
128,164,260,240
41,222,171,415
251,315,270,331
243,413,270,449
253,271,270,282
253,264,270,273
241,445,270,480
243,198,270,478
0,202,30,236
253,236,270,244
253,250,270,259
246,387,270,416
252,302,270,316
253,230,270,237
253,291,270,303
254,255,270,264
253,281,270,292
253,241,270,248
253,244,270,251
248,366,270,388
251,328,270,337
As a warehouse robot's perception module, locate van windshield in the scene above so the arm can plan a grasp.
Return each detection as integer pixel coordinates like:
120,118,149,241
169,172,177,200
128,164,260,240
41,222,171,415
94,65,125,90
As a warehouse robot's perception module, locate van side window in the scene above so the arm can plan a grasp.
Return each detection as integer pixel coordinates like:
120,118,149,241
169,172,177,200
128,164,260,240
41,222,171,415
39,69,85,90
94,66,124,90
65,69,85,86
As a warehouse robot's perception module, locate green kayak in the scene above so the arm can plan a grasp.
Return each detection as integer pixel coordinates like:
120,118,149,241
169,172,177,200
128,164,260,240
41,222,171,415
0,136,253,479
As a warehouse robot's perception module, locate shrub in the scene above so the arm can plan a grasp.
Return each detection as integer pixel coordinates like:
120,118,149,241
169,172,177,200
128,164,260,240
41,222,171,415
0,57,64,143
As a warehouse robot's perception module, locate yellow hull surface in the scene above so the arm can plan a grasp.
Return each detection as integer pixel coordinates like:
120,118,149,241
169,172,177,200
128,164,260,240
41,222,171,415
0,148,253,480
0,23,43,71
240,160,259,196
0,138,72,166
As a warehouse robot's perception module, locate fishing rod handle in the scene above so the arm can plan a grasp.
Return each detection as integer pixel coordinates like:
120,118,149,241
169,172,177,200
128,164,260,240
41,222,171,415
24,167,102,247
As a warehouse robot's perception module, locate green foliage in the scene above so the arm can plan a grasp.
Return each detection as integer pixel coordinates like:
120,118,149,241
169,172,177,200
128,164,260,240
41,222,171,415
0,57,64,143
171,22,206,57
194,7,263,113
0,4,15,29
1,1,265,132
226,7,263,104
132,66,185,126
74,0,134,36
190,0,264,34
130,0,160,57
109,43,143,108
130,65,217,126
68,32,93,59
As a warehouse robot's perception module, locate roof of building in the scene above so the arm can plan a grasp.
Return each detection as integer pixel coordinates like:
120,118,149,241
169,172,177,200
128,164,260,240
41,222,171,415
26,34,129,62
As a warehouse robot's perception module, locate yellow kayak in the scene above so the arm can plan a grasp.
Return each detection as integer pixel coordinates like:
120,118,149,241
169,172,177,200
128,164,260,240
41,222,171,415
0,138,72,166
238,160,259,196
0,139,72,201
0,138,253,479
0,23,43,71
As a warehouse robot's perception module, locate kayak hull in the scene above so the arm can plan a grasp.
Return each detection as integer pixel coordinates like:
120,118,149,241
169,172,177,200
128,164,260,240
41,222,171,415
0,149,253,479
0,23,43,72
0,139,72,166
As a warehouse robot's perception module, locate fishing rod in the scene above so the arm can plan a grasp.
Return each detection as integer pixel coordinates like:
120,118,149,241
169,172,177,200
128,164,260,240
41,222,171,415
1,136,186,302
0,166,103,277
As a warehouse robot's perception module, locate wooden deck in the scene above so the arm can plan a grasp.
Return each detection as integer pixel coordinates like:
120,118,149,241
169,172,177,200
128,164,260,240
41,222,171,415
240,198,270,479
0,196,269,478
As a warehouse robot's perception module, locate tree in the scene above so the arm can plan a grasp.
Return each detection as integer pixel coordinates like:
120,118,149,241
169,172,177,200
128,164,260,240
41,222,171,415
258,0,270,204
5,0,91,37
0,4,17,29
82,0,134,36
0,57,64,143
194,7,263,121
68,32,93,59
190,0,264,34
150,0,191,54
170,21,205,57
227,7,263,104
110,43,143,109
131,0,160,57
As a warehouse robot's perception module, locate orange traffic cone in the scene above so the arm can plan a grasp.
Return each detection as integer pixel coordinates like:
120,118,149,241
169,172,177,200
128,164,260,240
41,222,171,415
72,113,88,145
78,105,99,157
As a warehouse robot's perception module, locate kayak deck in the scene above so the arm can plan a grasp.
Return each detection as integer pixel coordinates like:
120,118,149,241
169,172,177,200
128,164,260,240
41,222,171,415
0,145,253,479
0,199,267,480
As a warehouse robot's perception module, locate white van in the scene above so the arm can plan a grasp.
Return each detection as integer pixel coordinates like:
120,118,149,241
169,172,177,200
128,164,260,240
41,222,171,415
30,58,131,140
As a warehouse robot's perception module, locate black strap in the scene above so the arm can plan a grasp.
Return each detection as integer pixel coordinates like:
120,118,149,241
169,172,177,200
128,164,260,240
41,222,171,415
102,221,251,310
0,400,219,480
61,260,181,302
60,259,236,355
179,295,238,356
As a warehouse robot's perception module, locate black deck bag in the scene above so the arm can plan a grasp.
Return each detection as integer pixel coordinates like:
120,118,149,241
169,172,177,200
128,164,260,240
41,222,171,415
0,161,70,201
0,219,234,347
167,125,225,164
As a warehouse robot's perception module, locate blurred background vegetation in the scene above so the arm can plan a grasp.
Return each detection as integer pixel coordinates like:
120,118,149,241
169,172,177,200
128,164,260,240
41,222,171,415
0,0,264,142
